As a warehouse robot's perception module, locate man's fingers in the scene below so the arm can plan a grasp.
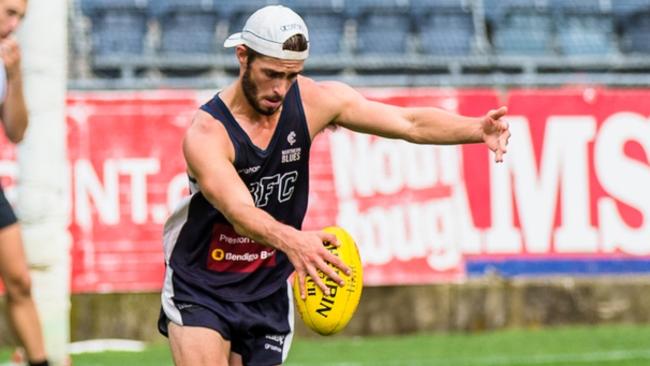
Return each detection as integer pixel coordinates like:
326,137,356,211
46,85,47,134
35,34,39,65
320,231,339,247
488,106,508,121
494,149,504,163
318,231,351,277
324,249,351,278
320,252,349,285
318,261,344,288
304,251,349,296
297,271,307,300
307,266,331,296
493,132,509,163
498,119,509,132
500,130,509,150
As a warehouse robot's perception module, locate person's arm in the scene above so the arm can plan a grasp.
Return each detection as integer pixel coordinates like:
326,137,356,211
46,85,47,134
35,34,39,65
184,111,350,298
0,36,27,143
306,79,510,162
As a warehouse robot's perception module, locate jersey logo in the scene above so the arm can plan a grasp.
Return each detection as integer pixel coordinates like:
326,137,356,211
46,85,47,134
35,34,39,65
238,165,261,175
282,147,301,163
287,131,297,146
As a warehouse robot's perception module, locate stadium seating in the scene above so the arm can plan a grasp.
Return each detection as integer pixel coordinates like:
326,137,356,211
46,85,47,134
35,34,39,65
281,0,347,55
611,0,650,18
619,8,650,53
610,0,650,54
356,14,410,55
411,0,475,56
483,0,548,20
555,12,616,56
71,0,650,84
548,0,602,12
81,0,149,56
215,0,276,51
302,13,346,55
352,0,411,55
157,0,218,54
547,0,615,56
214,0,272,18
491,1,554,55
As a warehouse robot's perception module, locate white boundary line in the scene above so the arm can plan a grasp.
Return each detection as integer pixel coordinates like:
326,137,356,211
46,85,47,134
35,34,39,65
68,339,146,354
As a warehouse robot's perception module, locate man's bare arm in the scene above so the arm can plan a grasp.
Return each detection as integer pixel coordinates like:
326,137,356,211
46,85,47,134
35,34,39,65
305,80,510,162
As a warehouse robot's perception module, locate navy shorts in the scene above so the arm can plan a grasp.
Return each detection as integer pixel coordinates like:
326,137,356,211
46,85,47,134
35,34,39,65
158,283,295,366
0,187,17,229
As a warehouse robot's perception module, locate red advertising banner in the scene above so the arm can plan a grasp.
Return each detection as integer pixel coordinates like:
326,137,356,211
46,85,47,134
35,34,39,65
67,91,199,292
4,87,649,292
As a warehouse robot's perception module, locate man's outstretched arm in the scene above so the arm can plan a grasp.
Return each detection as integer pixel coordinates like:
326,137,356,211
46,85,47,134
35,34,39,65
309,80,510,162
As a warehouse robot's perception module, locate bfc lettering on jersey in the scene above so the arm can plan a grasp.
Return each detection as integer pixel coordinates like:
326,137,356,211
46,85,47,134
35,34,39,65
249,171,299,207
206,223,277,273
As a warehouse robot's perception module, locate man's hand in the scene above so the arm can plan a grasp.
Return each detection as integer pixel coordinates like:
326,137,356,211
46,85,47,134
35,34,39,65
0,36,21,80
481,106,510,163
283,229,351,300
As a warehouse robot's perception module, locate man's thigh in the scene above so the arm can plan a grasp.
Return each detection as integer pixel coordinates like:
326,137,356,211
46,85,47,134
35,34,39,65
168,322,231,366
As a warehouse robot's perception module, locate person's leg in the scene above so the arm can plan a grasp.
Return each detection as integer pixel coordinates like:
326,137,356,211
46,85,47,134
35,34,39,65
0,223,48,364
229,351,243,366
168,322,231,366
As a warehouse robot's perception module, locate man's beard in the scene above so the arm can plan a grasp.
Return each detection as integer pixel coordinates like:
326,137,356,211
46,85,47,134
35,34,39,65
242,67,282,116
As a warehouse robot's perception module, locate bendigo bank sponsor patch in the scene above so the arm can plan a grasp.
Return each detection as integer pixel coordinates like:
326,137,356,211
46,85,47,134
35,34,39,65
206,223,276,272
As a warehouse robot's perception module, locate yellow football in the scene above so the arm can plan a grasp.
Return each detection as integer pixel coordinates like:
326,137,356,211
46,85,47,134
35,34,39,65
293,226,363,336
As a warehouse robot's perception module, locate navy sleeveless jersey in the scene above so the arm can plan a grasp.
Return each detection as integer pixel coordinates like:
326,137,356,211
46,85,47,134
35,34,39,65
162,82,311,303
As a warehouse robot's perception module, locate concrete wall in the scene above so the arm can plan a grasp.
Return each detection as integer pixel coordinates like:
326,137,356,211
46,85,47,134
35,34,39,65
338,275,650,337
2,276,650,345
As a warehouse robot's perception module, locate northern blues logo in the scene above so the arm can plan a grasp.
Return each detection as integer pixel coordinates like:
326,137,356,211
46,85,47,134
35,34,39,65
283,131,300,163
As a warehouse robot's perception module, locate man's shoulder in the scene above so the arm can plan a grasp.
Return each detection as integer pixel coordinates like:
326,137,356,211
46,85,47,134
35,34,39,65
188,109,229,139
184,109,235,162
192,108,217,126
298,75,347,93
296,76,360,134
297,76,353,109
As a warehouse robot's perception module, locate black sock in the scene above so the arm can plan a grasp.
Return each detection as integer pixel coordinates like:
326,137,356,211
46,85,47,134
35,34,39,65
28,360,49,366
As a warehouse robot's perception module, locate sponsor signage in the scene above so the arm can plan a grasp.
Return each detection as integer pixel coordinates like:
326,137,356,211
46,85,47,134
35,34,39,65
2,88,647,292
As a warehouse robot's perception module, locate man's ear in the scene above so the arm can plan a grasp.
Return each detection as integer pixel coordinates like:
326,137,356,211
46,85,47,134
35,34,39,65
235,46,248,68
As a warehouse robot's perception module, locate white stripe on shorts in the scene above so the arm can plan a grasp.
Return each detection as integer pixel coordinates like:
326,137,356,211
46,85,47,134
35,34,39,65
282,281,295,363
161,267,182,326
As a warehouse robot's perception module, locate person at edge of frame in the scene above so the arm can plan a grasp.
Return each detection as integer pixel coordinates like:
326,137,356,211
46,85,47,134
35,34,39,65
0,0,50,366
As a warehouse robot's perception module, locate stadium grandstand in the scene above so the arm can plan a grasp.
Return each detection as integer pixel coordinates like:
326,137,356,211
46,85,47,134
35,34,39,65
69,0,650,89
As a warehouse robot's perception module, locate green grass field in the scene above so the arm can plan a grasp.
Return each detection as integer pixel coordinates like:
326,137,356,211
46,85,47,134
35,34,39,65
3,324,650,366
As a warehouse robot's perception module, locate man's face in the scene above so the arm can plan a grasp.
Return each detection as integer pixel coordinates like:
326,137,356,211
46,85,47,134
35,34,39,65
241,54,304,116
0,0,26,39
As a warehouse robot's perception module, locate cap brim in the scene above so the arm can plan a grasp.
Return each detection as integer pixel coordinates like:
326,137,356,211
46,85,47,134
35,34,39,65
224,32,244,48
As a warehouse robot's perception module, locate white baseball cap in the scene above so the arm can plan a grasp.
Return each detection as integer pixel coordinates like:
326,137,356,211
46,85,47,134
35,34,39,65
224,5,310,60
